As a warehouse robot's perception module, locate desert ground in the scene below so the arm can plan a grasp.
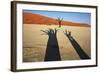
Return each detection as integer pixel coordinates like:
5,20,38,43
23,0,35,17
23,24,91,62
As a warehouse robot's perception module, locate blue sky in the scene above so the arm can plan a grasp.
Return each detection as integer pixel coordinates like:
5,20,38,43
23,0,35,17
23,10,91,25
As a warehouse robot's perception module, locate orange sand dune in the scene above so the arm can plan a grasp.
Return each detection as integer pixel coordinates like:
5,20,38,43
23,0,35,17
23,12,90,27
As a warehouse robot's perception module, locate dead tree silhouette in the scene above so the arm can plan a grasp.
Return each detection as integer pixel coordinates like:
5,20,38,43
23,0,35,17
57,17,63,28
41,28,61,61
64,31,90,59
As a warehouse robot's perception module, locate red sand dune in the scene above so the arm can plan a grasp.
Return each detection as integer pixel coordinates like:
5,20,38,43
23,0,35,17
23,12,90,27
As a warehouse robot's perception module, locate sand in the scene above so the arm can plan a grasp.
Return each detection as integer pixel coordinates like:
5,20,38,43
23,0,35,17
23,24,91,62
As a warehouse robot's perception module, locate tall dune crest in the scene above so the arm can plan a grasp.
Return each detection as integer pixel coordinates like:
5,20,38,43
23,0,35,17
23,12,90,27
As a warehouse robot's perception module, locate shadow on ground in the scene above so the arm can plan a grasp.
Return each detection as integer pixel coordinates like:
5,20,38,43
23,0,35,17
64,31,90,59
41,28,61,61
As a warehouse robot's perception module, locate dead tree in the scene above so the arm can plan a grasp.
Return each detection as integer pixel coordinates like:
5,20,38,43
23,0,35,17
57,17,63,28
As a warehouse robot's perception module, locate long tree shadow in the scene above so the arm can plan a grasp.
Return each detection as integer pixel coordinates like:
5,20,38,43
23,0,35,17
41,28,61,61
64,31,90,59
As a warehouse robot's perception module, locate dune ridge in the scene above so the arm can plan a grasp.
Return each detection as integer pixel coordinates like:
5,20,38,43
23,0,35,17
23,12,90,27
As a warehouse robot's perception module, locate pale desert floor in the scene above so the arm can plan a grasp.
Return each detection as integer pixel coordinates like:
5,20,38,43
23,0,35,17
23,24,91,62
